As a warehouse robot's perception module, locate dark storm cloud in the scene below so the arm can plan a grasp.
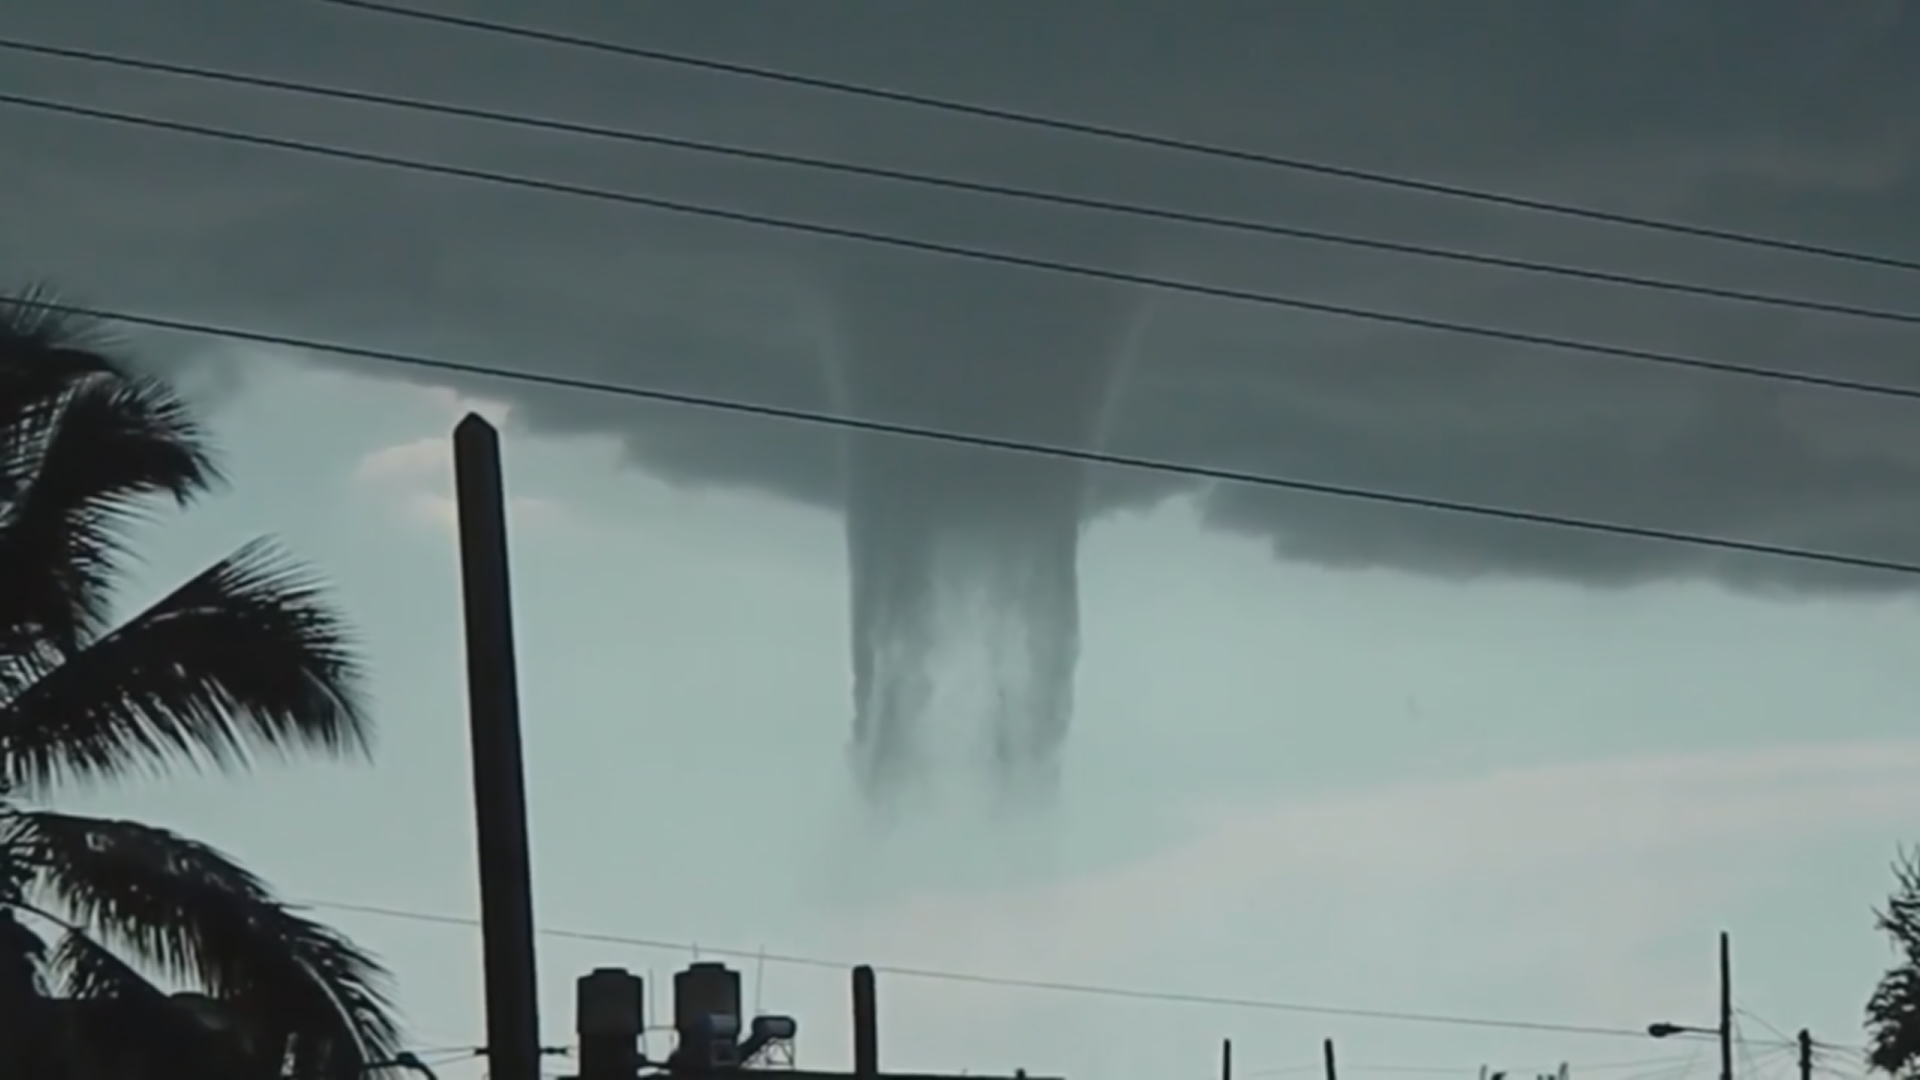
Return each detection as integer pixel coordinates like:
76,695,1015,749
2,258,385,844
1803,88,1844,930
4,0,1920,590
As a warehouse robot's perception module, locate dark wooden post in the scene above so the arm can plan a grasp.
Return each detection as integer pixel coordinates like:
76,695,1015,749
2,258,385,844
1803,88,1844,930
454,414,542,1080
852,965,879,1079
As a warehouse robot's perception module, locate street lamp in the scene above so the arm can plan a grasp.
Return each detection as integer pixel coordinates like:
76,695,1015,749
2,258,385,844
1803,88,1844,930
1647,1023,1718,1040
1646,931,1733,1080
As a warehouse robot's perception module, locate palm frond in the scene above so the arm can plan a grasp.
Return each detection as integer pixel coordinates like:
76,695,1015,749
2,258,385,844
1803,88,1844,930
0,283,128,391
15,809,404,1075
0,286,220,652
51,929,283,1080
1868,848,1920,1076
0,804,60,1076
0,538,372,792
0,284,213,482
0,907,56,1078
0,905,48,1007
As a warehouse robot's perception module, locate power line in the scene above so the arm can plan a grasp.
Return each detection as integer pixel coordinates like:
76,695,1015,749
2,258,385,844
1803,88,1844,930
1246,1055,1698,1078
1734,1010,1795,1048
1558,1060,1707,1076
1610,1057,1709,1080
12,293,1920,582
7,92,1920,417
300,897,1672,1040
1635,1044,1706,1080
413,1047,571,1064
310,0,1920,277
1734,1018,1767,1080
1585,1041,1706,1080
1735,1008,1865,1056
6,38,1919,331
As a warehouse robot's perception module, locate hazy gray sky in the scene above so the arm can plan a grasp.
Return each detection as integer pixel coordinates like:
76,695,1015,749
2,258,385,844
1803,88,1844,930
6,2,1920,1079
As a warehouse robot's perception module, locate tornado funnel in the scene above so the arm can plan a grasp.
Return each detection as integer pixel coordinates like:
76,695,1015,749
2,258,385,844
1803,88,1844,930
828,254,1135,808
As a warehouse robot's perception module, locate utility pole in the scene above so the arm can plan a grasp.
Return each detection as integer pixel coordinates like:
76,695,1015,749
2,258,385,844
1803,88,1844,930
1719,931,1733,1080
1220,1039,1232,1080
1797,1030,1813,1080
1322,1039,1337,1080
454,414,542,1080
852,964,879,1080
1647,930,1736,1080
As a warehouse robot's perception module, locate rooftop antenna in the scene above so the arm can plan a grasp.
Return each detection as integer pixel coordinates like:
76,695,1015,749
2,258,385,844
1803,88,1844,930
641,968,656,1060
754,945,768,1017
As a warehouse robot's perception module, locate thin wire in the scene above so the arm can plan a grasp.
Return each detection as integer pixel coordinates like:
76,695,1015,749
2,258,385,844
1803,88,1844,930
1625,1042,1706,1080
312,0,1920,277
6,37,1919,330
1734,1009,1794,1047
752,944,767,1016
1246,1056,1696,1079
1738,1007,1867,1056
414,1048,569,1063
417,1049,485,1067
14,294,1920,583
301,897,1666,1039
1624,1058,1706,1080
1328,1060,1474,1068
1735,1018,1765,1080
1569,1057,1708,1075
6,91,1920,413
1586,1050,1705,1080
1559,1053,1712,1068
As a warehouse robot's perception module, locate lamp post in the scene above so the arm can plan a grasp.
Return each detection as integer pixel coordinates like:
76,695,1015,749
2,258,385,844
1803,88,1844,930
1647,1023,1716,1039
1647,932,1733,1080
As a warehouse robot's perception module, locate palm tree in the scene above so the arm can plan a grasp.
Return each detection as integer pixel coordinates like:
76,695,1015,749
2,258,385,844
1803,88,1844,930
1868,848,1920,1077
0,289,404,1078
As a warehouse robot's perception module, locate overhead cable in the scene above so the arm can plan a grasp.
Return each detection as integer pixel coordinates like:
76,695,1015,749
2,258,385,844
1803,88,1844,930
3,91,1919,414
313,0,1920,276
7,293,1919,583
5,37,1918,328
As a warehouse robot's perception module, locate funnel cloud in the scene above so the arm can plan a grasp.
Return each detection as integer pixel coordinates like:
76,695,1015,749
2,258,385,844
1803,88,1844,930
828,256,1138,801
2,0,1918,803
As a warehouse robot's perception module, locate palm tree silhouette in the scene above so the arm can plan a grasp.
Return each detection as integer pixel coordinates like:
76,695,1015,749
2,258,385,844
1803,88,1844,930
0,290,403,1078
1870,848,1920,1078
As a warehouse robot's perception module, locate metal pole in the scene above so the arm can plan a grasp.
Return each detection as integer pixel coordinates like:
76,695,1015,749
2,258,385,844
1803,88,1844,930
1797,1031,1812,1080
454,414,542,1080
1718,932,1732,1080
1221,1039,1232,1080
1323,1039,1337,1080
852,965,879,1079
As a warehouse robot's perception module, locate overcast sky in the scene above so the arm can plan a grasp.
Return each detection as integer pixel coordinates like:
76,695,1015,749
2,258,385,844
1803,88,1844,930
7,2,1920,1079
